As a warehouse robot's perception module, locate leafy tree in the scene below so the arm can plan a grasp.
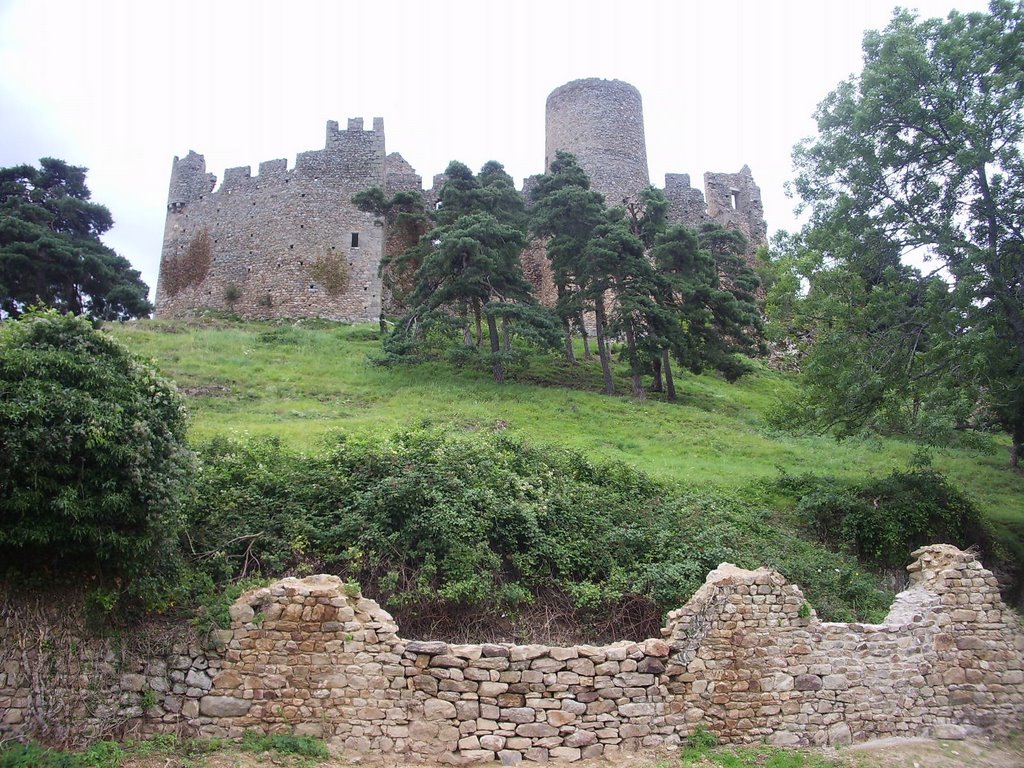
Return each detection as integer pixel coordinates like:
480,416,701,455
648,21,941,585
651,223,764,397
352,187,429,310
387,161,556,382
787,1,1024,464
529,152,607,363
0,158,152,320
0,310,192,605
581,215,646,394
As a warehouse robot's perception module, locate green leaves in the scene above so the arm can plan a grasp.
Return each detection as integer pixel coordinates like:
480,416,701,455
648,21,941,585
186,428,893,630
0,158,151,320
783,2,1024,462
0,310,192,604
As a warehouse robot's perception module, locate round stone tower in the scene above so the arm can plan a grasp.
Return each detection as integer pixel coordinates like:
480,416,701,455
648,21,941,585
545,78,650,206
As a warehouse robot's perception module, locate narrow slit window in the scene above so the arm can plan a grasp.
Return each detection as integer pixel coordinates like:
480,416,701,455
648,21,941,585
351,232,359,248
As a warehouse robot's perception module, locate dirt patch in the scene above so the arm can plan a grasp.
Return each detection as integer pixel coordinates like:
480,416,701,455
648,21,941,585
839,735,1024,767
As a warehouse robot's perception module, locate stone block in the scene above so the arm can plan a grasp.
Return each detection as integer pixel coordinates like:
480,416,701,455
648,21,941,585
564,730,597,747
406,640,449,655
499,749,523,765
794,675,823,691
199,695,251,717
932,724,967,740
503,707,537,723
517,723,559,738
547,710,576,727
827,722,851,745
424,699,458,720
549,747,581,761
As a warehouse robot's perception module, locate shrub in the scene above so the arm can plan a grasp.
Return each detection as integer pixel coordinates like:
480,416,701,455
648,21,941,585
185,428,891,633
794,469,993,571
0,310,193,606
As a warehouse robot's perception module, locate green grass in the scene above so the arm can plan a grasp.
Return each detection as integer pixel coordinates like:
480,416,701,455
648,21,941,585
108,317,1022,539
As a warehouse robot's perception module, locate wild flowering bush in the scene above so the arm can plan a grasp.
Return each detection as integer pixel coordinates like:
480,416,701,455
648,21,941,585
0,310,193,608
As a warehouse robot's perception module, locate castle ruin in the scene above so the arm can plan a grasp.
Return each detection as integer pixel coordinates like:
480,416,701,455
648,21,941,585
156,79,767,321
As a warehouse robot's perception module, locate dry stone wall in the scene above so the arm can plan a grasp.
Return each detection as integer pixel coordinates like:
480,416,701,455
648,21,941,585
5,546,1019,760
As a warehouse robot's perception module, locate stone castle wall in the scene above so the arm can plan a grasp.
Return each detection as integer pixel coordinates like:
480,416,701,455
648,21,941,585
156,119,422,322
2,546,1022,760
156,80,769,321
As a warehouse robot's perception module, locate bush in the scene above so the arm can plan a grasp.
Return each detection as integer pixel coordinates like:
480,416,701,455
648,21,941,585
0,310,193,606
185,428,891,633
762,468,1004,591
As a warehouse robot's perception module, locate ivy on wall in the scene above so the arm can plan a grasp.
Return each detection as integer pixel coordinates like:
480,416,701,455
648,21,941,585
162,229,213,297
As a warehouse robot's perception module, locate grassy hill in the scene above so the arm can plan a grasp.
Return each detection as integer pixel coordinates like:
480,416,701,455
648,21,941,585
101,317,1023,629
109,317,1021,527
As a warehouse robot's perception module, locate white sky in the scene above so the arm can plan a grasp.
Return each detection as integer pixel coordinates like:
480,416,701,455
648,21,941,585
0,0,991,301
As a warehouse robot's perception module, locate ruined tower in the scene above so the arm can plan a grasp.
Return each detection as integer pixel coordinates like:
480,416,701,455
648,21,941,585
545,78,651,206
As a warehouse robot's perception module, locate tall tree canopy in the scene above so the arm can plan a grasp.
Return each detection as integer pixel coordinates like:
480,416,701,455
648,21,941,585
0,158,152,320
380,161,558,383
776,1,1024,464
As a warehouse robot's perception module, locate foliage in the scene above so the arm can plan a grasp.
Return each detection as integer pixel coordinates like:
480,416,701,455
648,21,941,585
184,428,893,633
0,741,124,768
161,229,213,297
0,158,151,320
0,310,193,607
384,160,559,382
239,733,330,758
781,1,1024,464
765,468,1002,581
309,252,349,295
530,154,763,398
681,741,849,768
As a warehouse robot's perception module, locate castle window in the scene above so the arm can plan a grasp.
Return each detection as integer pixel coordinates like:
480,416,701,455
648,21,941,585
351,233,359,248
730,189,740,210
309,284,315,290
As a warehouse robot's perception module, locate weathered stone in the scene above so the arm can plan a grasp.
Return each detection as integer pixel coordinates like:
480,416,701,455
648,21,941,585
517,723,559,738
503,707,537,724
564,730,598,747
198,696,250,717
406,640,449,655
794,675,823,691
424,699,458,720
548,747,581,762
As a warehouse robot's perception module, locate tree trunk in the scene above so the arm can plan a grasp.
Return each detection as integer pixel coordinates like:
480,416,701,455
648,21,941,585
652,356,663,392
663,349,676,402
594,296,614,395
556,284,576,364
473,299,483,349
462,304,472,346
486,311,504,383
563,317,577,364
624,321,645,399
502,316,511,352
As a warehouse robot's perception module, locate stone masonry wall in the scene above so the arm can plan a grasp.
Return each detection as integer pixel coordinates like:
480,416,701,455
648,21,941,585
155,119,421,323
2,546,1022,759
545,79,651,207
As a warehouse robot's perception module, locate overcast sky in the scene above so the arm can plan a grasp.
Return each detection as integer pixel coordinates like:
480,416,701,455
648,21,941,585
0,0,991,301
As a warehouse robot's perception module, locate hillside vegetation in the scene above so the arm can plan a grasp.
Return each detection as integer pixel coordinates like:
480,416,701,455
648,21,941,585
105,317,1023,629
